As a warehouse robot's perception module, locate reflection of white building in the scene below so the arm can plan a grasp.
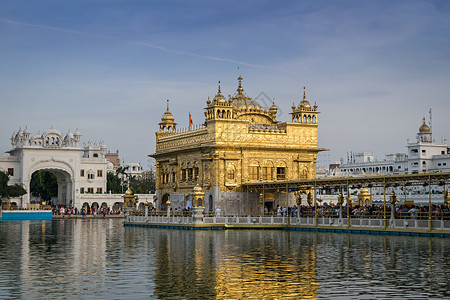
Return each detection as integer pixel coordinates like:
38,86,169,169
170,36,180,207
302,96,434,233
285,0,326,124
0,127,108,208
322,118,449,177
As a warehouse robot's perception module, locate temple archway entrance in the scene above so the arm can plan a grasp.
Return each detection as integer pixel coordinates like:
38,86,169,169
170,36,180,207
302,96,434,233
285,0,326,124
29,168,72,207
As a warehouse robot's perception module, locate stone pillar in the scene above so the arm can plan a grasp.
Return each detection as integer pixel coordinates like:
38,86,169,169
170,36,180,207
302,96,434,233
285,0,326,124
192,207,204,224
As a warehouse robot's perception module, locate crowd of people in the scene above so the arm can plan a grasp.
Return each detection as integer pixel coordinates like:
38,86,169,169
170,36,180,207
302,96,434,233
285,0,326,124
52,205,122,216
264,203,450,219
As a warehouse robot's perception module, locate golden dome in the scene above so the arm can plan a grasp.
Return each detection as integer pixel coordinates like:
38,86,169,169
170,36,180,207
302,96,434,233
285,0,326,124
213,81,227,104
419,118,430,133
298,87,311,109
269,99,278,115
193,184,202,193
161,100,175,122
125,187,133,195
231,76,263,112
359,187,370,195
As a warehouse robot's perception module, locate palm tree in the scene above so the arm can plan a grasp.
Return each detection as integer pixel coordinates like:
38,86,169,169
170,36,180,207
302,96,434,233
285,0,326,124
115,166,130,193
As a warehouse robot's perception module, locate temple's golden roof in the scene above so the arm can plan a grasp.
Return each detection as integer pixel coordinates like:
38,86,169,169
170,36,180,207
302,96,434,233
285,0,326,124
231,76,263,112
298,87,311,109
419,118,430,133
161,100,175,122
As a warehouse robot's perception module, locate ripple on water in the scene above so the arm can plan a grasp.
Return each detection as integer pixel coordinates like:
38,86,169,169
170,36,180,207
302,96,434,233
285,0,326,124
1,221,450,299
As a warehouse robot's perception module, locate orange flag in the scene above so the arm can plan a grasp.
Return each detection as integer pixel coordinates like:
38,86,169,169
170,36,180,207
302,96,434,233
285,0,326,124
189,112,193,130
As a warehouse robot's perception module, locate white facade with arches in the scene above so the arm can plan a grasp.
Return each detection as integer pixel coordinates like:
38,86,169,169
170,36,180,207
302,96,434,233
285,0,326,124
0,127,112,209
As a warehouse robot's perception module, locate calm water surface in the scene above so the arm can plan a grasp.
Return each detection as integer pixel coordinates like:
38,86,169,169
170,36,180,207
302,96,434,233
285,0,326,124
0,219,449,299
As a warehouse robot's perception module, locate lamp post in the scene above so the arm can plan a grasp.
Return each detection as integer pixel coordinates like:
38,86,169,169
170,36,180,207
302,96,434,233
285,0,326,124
144,199,149,218
166,194,171,218
389,189,397,224
337,191,344,220
444,190,449,208
259,192,264,217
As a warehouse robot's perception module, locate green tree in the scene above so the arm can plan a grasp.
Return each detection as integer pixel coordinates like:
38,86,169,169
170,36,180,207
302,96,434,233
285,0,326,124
115,166,129,193
30,170,58,201
0,171,27,205
129,170,156,194
107,171,123,193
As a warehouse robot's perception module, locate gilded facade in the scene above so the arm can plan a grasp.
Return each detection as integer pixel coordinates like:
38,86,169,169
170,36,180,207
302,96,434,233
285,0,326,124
150,76,326,214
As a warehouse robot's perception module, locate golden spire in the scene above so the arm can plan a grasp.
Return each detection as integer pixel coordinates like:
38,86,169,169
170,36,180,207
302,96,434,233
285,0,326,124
218,80,222,94
303,86,306,100
166,99,170,111
237,75,244,95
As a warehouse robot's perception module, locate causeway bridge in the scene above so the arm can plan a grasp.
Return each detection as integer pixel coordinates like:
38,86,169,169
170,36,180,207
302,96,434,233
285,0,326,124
124,171,450,237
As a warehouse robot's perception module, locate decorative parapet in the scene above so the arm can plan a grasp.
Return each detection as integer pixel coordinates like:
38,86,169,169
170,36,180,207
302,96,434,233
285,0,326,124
0,156,20,162
248,124,286,134
156,128,211,153
157,124,206,138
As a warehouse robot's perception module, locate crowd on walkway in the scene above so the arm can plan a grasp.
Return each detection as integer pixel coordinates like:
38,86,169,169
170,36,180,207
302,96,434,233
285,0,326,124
263,203,450,220
52,205,123,216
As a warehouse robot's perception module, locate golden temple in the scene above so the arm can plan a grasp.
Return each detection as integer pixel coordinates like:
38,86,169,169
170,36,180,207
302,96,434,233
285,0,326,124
150,76,327,214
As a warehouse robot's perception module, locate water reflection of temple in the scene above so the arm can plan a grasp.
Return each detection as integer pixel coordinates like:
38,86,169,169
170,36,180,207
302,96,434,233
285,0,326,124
152,230,318,299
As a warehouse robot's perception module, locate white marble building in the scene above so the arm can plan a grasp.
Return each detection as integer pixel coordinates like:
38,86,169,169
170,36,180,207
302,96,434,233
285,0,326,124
328,118,449,177
0,127,112,208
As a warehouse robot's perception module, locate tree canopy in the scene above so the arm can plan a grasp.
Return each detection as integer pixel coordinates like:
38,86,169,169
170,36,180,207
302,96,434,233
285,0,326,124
107,169,155,194
0,171,27,203
30,170,58,201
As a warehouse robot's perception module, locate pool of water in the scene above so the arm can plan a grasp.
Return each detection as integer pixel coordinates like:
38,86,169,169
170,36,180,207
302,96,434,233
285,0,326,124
0,219,449,299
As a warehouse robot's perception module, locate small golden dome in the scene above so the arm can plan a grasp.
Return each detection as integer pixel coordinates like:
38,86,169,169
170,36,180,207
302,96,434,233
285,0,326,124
161,100,175,122
419,118,430,133
359,187,370,194
269,98,278,115
125,187,133,195
298,87,311,109
193,184,202,193
213,81,227,104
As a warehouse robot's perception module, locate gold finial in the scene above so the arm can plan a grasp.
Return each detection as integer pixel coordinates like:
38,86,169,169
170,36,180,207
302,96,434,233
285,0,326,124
237,75,244,94
273,98,275,105
303,87,306,100
166,99,170,111
218,80,221,94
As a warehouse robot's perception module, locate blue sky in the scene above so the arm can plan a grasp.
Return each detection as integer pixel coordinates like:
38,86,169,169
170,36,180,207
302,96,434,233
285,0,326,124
1,0,450,167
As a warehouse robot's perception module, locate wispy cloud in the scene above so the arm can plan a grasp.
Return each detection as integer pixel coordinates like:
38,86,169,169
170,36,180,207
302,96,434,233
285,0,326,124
1,18,261,68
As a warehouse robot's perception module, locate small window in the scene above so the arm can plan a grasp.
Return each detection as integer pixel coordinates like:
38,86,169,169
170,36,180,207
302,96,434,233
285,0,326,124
80,187,85,193
93,153,98,157
442,151,445,155
7,168,14,176
227,168,235,181
411,149,418,153
422,150,426,153
87,170,95,180
188,168,193,181
276,167,286,180
444,163,447,166
262,167,273,181
438,163,442,166
96,187,102,194
249,166,259,181
97,170,103,177
80,169,85,177
87,187,94,193
398,166,401,169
